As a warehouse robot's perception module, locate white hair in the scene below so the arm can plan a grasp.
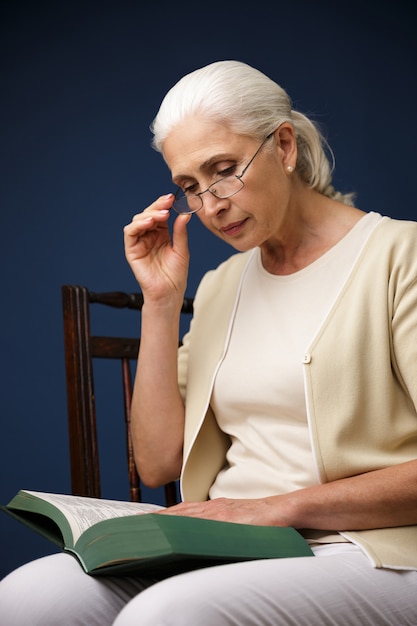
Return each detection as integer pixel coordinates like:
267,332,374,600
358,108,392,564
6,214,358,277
151,60,355,205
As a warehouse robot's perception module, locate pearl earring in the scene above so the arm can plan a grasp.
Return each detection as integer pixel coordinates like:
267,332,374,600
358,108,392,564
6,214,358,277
287,165,294,173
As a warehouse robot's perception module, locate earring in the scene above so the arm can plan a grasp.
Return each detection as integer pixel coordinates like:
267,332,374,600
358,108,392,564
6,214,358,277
287,165,294,173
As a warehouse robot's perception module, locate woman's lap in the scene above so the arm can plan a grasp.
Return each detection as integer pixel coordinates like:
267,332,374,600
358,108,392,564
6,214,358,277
115,545,417,626
0,553,152,625
1,545,416,625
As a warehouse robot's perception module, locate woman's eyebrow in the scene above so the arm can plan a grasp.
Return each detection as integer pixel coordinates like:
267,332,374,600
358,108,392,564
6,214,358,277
200,152,233,170
172,153,235,183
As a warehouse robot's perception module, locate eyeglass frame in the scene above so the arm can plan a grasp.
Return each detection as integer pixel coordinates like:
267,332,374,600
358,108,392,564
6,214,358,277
171,132,275,215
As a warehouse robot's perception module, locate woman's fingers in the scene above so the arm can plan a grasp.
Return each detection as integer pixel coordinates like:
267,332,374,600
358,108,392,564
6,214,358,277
124,195,174,257
124,194,193,259
123,194,191,299
127,195,173,235
172,212,192,256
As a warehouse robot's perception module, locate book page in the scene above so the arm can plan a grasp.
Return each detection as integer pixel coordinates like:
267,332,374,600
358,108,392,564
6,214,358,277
24,491,164,544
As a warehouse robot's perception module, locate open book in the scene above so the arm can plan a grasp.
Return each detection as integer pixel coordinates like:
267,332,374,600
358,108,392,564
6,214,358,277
2,490,314,577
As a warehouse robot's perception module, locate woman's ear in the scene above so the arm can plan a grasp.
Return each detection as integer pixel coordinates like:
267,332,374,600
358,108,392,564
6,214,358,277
273,123,297,172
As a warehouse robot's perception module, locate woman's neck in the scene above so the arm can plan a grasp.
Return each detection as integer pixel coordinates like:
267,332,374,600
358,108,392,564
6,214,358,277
260,192,365,276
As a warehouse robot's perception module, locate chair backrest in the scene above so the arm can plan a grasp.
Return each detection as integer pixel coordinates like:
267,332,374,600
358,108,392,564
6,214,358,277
61,284,193,507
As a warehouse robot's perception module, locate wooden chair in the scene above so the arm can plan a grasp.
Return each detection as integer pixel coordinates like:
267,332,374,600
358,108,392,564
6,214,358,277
61,284,193,507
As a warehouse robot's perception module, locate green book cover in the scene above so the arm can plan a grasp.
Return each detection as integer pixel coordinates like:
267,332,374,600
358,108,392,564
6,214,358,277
2,489,314,577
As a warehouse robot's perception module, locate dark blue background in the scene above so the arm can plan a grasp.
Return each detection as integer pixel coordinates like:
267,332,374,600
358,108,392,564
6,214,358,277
1,0,415,579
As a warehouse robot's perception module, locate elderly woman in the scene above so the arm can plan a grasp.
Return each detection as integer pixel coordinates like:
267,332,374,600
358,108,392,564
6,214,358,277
1,60,417,625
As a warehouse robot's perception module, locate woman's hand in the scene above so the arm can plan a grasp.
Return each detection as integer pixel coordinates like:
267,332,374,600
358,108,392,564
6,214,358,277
158,497,284,526
124,194,191,303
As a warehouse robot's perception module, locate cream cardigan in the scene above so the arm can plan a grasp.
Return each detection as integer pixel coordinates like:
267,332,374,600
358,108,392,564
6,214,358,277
177,216,417,569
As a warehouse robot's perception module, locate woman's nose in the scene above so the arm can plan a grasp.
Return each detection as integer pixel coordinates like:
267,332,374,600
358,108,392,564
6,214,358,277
201,190,229,216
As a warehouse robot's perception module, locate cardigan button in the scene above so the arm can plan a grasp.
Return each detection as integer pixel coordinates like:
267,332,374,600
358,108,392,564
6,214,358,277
303,353,312,364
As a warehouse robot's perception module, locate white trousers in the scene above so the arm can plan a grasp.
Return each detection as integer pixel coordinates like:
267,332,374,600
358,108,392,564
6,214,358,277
1,544,417,625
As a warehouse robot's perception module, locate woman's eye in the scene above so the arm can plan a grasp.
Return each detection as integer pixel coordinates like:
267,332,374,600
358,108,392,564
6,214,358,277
218,165,237,178
180,164,237,195
183,183,198,195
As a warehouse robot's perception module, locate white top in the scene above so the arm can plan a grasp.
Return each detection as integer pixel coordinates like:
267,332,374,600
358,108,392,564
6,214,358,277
209,211,383,499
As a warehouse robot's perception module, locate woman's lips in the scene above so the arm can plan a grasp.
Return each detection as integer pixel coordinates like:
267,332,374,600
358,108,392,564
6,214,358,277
220,218,248,237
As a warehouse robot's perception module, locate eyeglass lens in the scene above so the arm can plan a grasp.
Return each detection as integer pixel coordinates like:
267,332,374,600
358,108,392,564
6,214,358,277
173,176,244,214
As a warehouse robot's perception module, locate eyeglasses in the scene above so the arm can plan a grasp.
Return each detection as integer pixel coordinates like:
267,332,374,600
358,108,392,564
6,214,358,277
171,132,274,215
